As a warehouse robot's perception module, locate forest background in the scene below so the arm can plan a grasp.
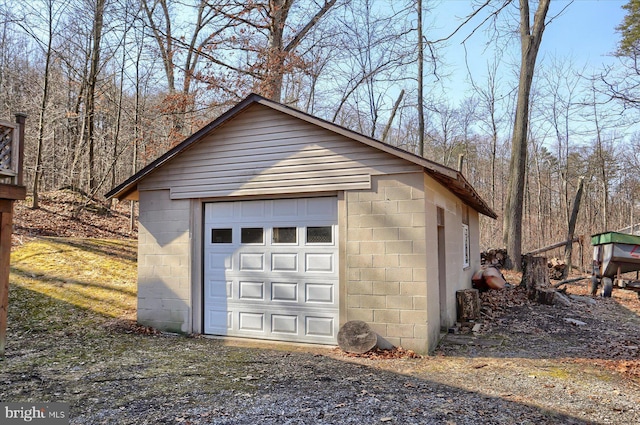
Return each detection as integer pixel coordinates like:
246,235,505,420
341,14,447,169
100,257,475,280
1,0,640,266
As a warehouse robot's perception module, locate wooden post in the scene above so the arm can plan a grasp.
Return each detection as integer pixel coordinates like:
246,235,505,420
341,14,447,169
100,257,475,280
0,200,13,357
456,289,480,322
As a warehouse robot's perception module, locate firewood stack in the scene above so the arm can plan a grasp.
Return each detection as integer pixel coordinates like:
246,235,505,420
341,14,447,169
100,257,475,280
547,258,566,280
481,248,508,267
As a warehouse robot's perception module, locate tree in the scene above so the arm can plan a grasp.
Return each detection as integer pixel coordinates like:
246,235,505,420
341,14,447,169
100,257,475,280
503,0,550,271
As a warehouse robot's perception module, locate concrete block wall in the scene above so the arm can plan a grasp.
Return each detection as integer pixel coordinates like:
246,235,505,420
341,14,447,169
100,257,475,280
345,173,428,353
137,189,192,333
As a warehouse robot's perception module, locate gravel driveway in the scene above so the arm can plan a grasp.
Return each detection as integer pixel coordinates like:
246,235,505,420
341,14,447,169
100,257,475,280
2,281,639,424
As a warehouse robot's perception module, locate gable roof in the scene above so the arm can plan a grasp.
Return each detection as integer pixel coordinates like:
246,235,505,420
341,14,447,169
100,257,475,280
106,93,497,219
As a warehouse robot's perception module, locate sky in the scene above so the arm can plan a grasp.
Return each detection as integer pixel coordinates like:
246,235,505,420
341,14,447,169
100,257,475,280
428,0,628,101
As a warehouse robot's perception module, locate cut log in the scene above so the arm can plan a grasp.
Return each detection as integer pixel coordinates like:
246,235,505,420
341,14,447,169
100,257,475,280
337,320,377,354
456,289,480,322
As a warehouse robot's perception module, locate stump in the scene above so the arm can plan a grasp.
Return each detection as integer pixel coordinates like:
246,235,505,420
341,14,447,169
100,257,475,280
337,320,377,354
521,254,567,306
456,289,480,322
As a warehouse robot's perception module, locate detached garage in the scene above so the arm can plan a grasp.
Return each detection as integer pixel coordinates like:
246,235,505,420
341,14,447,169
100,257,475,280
107,93,496,354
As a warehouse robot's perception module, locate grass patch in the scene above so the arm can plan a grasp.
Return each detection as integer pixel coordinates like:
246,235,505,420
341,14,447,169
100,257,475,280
9,238,137,321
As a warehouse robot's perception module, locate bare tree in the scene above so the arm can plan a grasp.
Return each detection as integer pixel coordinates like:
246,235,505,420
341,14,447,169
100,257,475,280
503,0,551,271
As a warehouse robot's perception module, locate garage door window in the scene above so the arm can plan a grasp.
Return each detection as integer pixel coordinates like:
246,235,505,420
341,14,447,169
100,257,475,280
306,226,332,244
241,227,264,244
212,228,232,243
273,227,297,244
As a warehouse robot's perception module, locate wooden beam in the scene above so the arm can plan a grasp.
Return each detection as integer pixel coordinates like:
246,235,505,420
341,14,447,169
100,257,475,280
0,184,26,201
0,201,13,356
524,237,580,256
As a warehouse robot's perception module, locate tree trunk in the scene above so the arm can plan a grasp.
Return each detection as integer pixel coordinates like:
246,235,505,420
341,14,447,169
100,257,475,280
31,1,55,209
417,0,425,156
503,0,550,271
562,176,585,279
86,0,106,192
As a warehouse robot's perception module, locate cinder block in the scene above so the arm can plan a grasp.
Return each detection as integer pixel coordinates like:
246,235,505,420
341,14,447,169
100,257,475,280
357,214,385,228
358,190,385,202
398,199,424,213
373,254,399,268
372,281,399,295
374,309,400,323
387,323,415,338
348,201,372,215
385,240,413,254
347,268,360,280
368,322,388,336
413,296,427,310
347,280,372,295
347,254,372,268
347,308,373,322
398,338,428,354
153,265,172,277
400,309,427,324
360,267,385,281
412,268,427,282
372,201,398,215
385,267,413,281
347,228,373,241
385,213,414,228
400,281,427,296
385,186,412,200
347,294,361,308
413,324,429,338
386,295,413,309
360,241,385,255
399,254,426,268
372,227,399,241
346,241,360,254
359,295,386,309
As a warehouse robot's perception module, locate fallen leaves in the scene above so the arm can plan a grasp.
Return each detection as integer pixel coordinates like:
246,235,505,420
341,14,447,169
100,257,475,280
335,346,422,359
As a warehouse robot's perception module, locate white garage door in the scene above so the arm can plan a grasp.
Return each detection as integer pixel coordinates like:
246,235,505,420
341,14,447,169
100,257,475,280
203,197,339,344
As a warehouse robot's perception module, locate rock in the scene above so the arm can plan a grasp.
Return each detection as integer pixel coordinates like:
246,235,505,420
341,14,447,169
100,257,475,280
564,318,587,326
552,292,572,307
569,295,597,305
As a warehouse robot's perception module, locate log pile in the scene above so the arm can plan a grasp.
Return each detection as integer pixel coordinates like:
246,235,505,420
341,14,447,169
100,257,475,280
547,258,566,280
481,248,508,267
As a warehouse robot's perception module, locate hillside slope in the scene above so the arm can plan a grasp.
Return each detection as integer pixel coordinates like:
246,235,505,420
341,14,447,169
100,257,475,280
11,190,137,245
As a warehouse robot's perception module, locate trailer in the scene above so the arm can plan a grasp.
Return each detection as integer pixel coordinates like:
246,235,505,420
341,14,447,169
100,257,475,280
591,231,640,298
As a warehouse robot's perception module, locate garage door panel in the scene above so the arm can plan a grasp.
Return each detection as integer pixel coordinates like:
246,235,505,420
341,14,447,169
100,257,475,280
204,280,231,300
271,282,298,302
238,312,264,331
238,281,264,300
271,253,298,271
206,253,233,271
305,253,334,272
239,253,264,271
205,310,230,335
305,283,334,303
271,314,298,334
305,316,335,337
204,197,338,343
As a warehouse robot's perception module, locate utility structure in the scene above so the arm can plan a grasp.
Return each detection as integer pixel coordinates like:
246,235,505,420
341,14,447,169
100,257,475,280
0,113,26,356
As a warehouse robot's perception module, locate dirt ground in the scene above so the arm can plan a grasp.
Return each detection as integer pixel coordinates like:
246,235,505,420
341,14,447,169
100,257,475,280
2,274,639,424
